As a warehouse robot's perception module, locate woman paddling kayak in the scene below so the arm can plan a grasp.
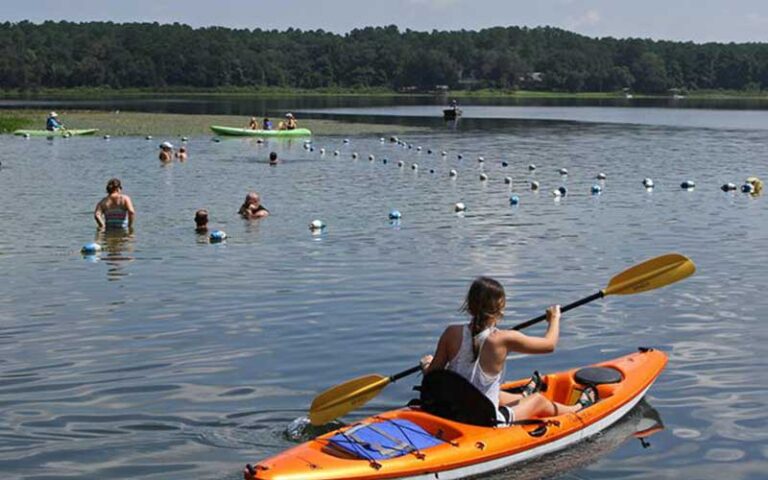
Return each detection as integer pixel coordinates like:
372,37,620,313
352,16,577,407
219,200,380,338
419,277,596,424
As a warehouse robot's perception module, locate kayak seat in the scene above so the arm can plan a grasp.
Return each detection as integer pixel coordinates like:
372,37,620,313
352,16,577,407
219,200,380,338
574,367,623,386
414,369,500,427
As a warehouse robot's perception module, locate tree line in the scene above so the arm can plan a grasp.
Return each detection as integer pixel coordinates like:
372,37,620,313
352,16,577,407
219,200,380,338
1,21,767,94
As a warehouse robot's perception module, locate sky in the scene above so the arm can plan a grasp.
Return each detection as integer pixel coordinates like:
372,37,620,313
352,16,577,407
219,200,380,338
4,0,768,43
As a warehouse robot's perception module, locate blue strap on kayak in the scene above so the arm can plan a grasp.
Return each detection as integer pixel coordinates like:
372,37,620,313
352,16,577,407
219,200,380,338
328,419,445,460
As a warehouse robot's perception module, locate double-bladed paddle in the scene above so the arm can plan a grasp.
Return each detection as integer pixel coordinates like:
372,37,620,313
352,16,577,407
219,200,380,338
309,253,695,426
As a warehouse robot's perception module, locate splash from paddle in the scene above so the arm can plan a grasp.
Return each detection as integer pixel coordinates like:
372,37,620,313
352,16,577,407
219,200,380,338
309,253,695,426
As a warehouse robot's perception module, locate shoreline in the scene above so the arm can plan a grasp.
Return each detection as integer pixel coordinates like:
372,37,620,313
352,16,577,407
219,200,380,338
0,110,427,136
2,87,768,101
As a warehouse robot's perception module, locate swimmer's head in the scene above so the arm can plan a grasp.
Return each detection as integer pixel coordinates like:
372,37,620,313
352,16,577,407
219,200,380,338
269,152,278,161
106,178,122,194
160,141,173,150
195,209,209,227
245,192,261,206
179,147,187,153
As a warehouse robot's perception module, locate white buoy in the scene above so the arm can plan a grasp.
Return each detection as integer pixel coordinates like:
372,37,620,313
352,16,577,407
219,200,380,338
502,161,509,167
343,139,350,144
352,152,358,159
504,177,512,185
721,183,737,192
680,180,695,189
181,136,189,142
643,178,654,189
380,137,385,143
478,156,484,163
457,154,463,160
412,163,418,170
441,151,447,157
417,146,422,151
103,135,110,140
146,135,153,140
309,219,326,231
531,181,540,191
320,148,326,155
449,169,458,177
389,209,402,220
559,168,568,175
479,173,488,181
334,150,340,156
368,154,375,161
528,164,536,171
398,160,404,167
553,189,563,197
596,172,607,180
454,202,466,212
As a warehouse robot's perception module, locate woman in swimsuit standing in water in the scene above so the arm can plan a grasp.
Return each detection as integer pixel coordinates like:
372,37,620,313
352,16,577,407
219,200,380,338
94,178,135,230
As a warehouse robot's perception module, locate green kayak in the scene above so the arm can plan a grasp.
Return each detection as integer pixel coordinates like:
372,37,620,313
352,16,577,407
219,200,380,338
210,125,312,137
14,129,99,137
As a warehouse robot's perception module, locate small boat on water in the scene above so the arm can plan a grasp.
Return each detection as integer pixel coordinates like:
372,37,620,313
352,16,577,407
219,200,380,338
443,108,462,120
14,129,98,137
244,348,667,480
210,125,312,137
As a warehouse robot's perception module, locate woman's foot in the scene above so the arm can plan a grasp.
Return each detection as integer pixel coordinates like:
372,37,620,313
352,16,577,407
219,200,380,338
577,386,598,410
521,371,543,397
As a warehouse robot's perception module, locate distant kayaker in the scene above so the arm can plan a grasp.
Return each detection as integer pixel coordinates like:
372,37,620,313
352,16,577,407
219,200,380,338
176,146,188,162
269,151,278,166
262,118,273,130
194,209,209,233
46,112,63,131
450,99,459,111
159,142,174,162
420,277,596,425
248,117,259,130
238,192,270,219
94,178,135,230
284,113,298,130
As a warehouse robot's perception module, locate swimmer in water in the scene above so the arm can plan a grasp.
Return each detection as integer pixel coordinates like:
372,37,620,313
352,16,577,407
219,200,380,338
238,192,270,219
269,151,278,166
176,146,188,161
159,142,174,162
94,178,135,230
195,209,209,233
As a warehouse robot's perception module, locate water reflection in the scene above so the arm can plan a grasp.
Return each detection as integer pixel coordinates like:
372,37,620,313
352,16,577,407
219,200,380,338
95,228,135,280
487,399,664,480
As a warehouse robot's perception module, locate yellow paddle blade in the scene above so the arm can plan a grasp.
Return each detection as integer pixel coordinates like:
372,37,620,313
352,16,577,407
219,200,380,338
309,374,390,426
604,253,695,296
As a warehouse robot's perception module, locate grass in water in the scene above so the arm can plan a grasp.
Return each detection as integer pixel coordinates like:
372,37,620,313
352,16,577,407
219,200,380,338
0,114,34,133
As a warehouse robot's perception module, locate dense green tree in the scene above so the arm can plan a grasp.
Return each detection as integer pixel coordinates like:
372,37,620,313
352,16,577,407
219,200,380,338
0,21,766,93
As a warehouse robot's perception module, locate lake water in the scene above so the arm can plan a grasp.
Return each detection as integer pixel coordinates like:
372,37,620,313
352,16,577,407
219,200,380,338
0,97,767,479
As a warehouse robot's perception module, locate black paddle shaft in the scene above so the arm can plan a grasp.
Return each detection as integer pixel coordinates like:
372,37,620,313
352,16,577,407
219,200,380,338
512,291,604,331
388,290,604,386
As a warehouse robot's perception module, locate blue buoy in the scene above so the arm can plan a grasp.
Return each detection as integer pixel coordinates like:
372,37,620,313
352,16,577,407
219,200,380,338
382,158,388,164
210,230,227,243
509,195,520,205
741,183,755,193
212,137,221,143
558,186,568,196
81,243,101,255
389,209,402,220
591,184,603,194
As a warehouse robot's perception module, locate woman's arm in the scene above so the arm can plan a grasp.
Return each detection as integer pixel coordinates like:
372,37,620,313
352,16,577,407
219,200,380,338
421,326,455,374
502,305,561,354
94,201,105,229
124,196,136,228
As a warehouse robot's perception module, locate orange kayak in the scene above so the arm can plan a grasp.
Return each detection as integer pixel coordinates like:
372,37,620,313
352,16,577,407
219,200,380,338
246,348,667,480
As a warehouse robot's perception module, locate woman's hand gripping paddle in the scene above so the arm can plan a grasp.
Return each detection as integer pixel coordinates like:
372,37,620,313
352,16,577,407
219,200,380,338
308,253,695,426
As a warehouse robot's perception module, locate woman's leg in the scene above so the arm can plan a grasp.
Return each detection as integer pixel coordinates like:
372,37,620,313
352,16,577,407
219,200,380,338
510,392,582,420
499,390,525,407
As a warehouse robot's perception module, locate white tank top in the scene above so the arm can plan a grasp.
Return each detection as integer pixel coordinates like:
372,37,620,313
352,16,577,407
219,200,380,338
447,324,504,420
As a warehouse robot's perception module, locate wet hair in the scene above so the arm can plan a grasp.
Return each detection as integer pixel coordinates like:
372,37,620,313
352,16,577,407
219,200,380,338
461,277,506,337
269,152,278,161
195,209,208,226
106,178,122,194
